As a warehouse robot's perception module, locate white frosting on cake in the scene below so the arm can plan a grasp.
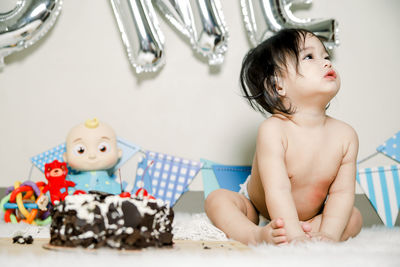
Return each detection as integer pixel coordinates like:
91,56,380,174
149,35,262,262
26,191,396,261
51,193,173,249
62,194,169,227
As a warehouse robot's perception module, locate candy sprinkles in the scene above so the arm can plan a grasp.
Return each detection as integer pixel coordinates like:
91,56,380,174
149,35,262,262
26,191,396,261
49,191,174,249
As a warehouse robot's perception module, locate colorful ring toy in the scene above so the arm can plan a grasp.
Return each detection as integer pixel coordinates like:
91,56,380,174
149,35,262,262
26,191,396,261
1,180,51,225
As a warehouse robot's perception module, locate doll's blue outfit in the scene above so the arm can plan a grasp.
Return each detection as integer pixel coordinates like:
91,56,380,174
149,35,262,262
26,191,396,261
67,170,121,195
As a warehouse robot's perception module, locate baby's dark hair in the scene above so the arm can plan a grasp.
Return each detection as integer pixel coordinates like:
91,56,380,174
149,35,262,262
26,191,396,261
240,28,320,115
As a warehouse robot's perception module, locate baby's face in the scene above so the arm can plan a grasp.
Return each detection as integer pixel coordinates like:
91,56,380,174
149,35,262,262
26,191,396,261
283,34,340,106
64,123,121,171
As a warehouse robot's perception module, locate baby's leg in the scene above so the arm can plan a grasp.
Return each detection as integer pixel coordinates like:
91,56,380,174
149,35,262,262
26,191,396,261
306,207,363,241
205,189,288,245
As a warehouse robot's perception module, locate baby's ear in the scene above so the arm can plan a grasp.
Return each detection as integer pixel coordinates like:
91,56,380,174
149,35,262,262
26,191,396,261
275,76,286,96
118,148,122,159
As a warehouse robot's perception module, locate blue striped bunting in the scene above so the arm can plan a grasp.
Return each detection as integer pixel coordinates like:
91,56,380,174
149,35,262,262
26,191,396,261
357,165,400,227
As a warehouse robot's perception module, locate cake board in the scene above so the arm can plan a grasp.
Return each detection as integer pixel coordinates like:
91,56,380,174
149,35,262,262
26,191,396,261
1,238,249,255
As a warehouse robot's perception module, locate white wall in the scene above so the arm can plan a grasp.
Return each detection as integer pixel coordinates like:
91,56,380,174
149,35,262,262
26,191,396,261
0,0,399,192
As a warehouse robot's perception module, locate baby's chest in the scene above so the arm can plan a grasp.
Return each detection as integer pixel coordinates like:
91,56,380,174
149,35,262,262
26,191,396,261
285,139,343,183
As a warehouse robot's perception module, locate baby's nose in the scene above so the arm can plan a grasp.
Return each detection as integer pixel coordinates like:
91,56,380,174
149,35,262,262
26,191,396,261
88,153,97,159
324,59,332,68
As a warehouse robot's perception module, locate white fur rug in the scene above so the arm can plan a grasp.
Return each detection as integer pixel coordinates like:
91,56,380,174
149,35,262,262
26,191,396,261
1,213,399,267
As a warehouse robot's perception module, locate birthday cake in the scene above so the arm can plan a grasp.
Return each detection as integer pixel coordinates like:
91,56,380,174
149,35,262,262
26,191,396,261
49,192,174,249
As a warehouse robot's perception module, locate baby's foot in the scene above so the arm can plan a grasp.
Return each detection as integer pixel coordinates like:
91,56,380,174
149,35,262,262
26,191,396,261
257,219,312,245
258,218,287,245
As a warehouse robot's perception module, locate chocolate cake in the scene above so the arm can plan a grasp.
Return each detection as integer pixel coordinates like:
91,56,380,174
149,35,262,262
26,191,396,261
49,192,174,249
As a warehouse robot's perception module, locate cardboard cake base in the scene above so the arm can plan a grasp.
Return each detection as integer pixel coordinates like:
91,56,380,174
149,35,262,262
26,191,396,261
1,238,249,255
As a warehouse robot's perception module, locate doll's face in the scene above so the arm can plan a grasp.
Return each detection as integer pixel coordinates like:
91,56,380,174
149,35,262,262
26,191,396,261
64,122,122,171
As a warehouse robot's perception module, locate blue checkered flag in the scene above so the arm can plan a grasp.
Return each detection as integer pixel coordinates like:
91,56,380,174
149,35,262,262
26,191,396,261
131,150,202,207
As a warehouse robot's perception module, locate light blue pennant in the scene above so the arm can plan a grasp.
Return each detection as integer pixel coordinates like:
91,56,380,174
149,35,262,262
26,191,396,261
377,131,400,163
200,159,221,199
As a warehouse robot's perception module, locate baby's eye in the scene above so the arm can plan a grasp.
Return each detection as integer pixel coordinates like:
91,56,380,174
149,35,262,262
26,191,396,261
324,55,331,61
73,144,86,156
303,54,313,60
98,142,110,153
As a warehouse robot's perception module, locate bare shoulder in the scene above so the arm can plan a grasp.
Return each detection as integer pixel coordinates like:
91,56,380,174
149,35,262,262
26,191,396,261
257,115,289,148
327,117,358,140
327,117,359,155
258,115,288,137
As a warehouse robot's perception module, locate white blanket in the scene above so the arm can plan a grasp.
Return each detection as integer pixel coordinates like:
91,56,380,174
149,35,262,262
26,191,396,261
0,212,399,267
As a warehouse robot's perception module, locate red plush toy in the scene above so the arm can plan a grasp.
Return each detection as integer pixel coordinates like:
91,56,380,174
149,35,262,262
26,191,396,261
42,160,75,204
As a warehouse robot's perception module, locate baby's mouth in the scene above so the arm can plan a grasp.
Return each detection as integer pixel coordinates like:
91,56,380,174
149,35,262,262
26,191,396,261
324,70,337,79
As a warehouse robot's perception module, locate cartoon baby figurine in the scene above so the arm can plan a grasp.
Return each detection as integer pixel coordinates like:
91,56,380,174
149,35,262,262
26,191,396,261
63,118,123,195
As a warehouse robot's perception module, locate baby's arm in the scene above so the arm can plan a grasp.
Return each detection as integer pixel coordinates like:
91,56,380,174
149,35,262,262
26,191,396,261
257,119,306,241
319,126,359,241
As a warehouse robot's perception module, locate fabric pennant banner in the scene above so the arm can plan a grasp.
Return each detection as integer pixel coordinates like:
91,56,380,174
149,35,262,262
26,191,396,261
31,143,66,173
376,131,400,163
131,156,154,196
356,165,400,227
114,137,141,170
132,151,202,207
212,164,251,192
30,137,140,173
200,159,221,199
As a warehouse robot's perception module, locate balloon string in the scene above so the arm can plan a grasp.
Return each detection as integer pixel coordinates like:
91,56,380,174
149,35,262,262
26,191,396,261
357,151,380,165
118,168,123,193
28,164,34,181
141,160,154,184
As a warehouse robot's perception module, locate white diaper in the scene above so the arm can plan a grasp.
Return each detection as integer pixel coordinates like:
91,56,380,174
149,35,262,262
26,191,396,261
238,175,269,226
238,175,251,200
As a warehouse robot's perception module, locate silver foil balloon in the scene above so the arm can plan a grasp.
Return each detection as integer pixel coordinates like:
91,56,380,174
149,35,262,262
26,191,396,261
0,0,62,68
241,0,339,49
154,0,228,65
111,0,165,73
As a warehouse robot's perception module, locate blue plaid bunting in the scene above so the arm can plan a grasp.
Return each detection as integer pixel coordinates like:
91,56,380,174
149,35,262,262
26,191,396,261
132,151,202,207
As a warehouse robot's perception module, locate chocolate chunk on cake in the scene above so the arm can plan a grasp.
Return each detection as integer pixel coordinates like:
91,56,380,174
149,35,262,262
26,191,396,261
49,192,174,249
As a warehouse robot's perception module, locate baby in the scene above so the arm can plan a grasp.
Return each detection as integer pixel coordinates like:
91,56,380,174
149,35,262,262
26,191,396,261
63,118,123,195
205,29,362,245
